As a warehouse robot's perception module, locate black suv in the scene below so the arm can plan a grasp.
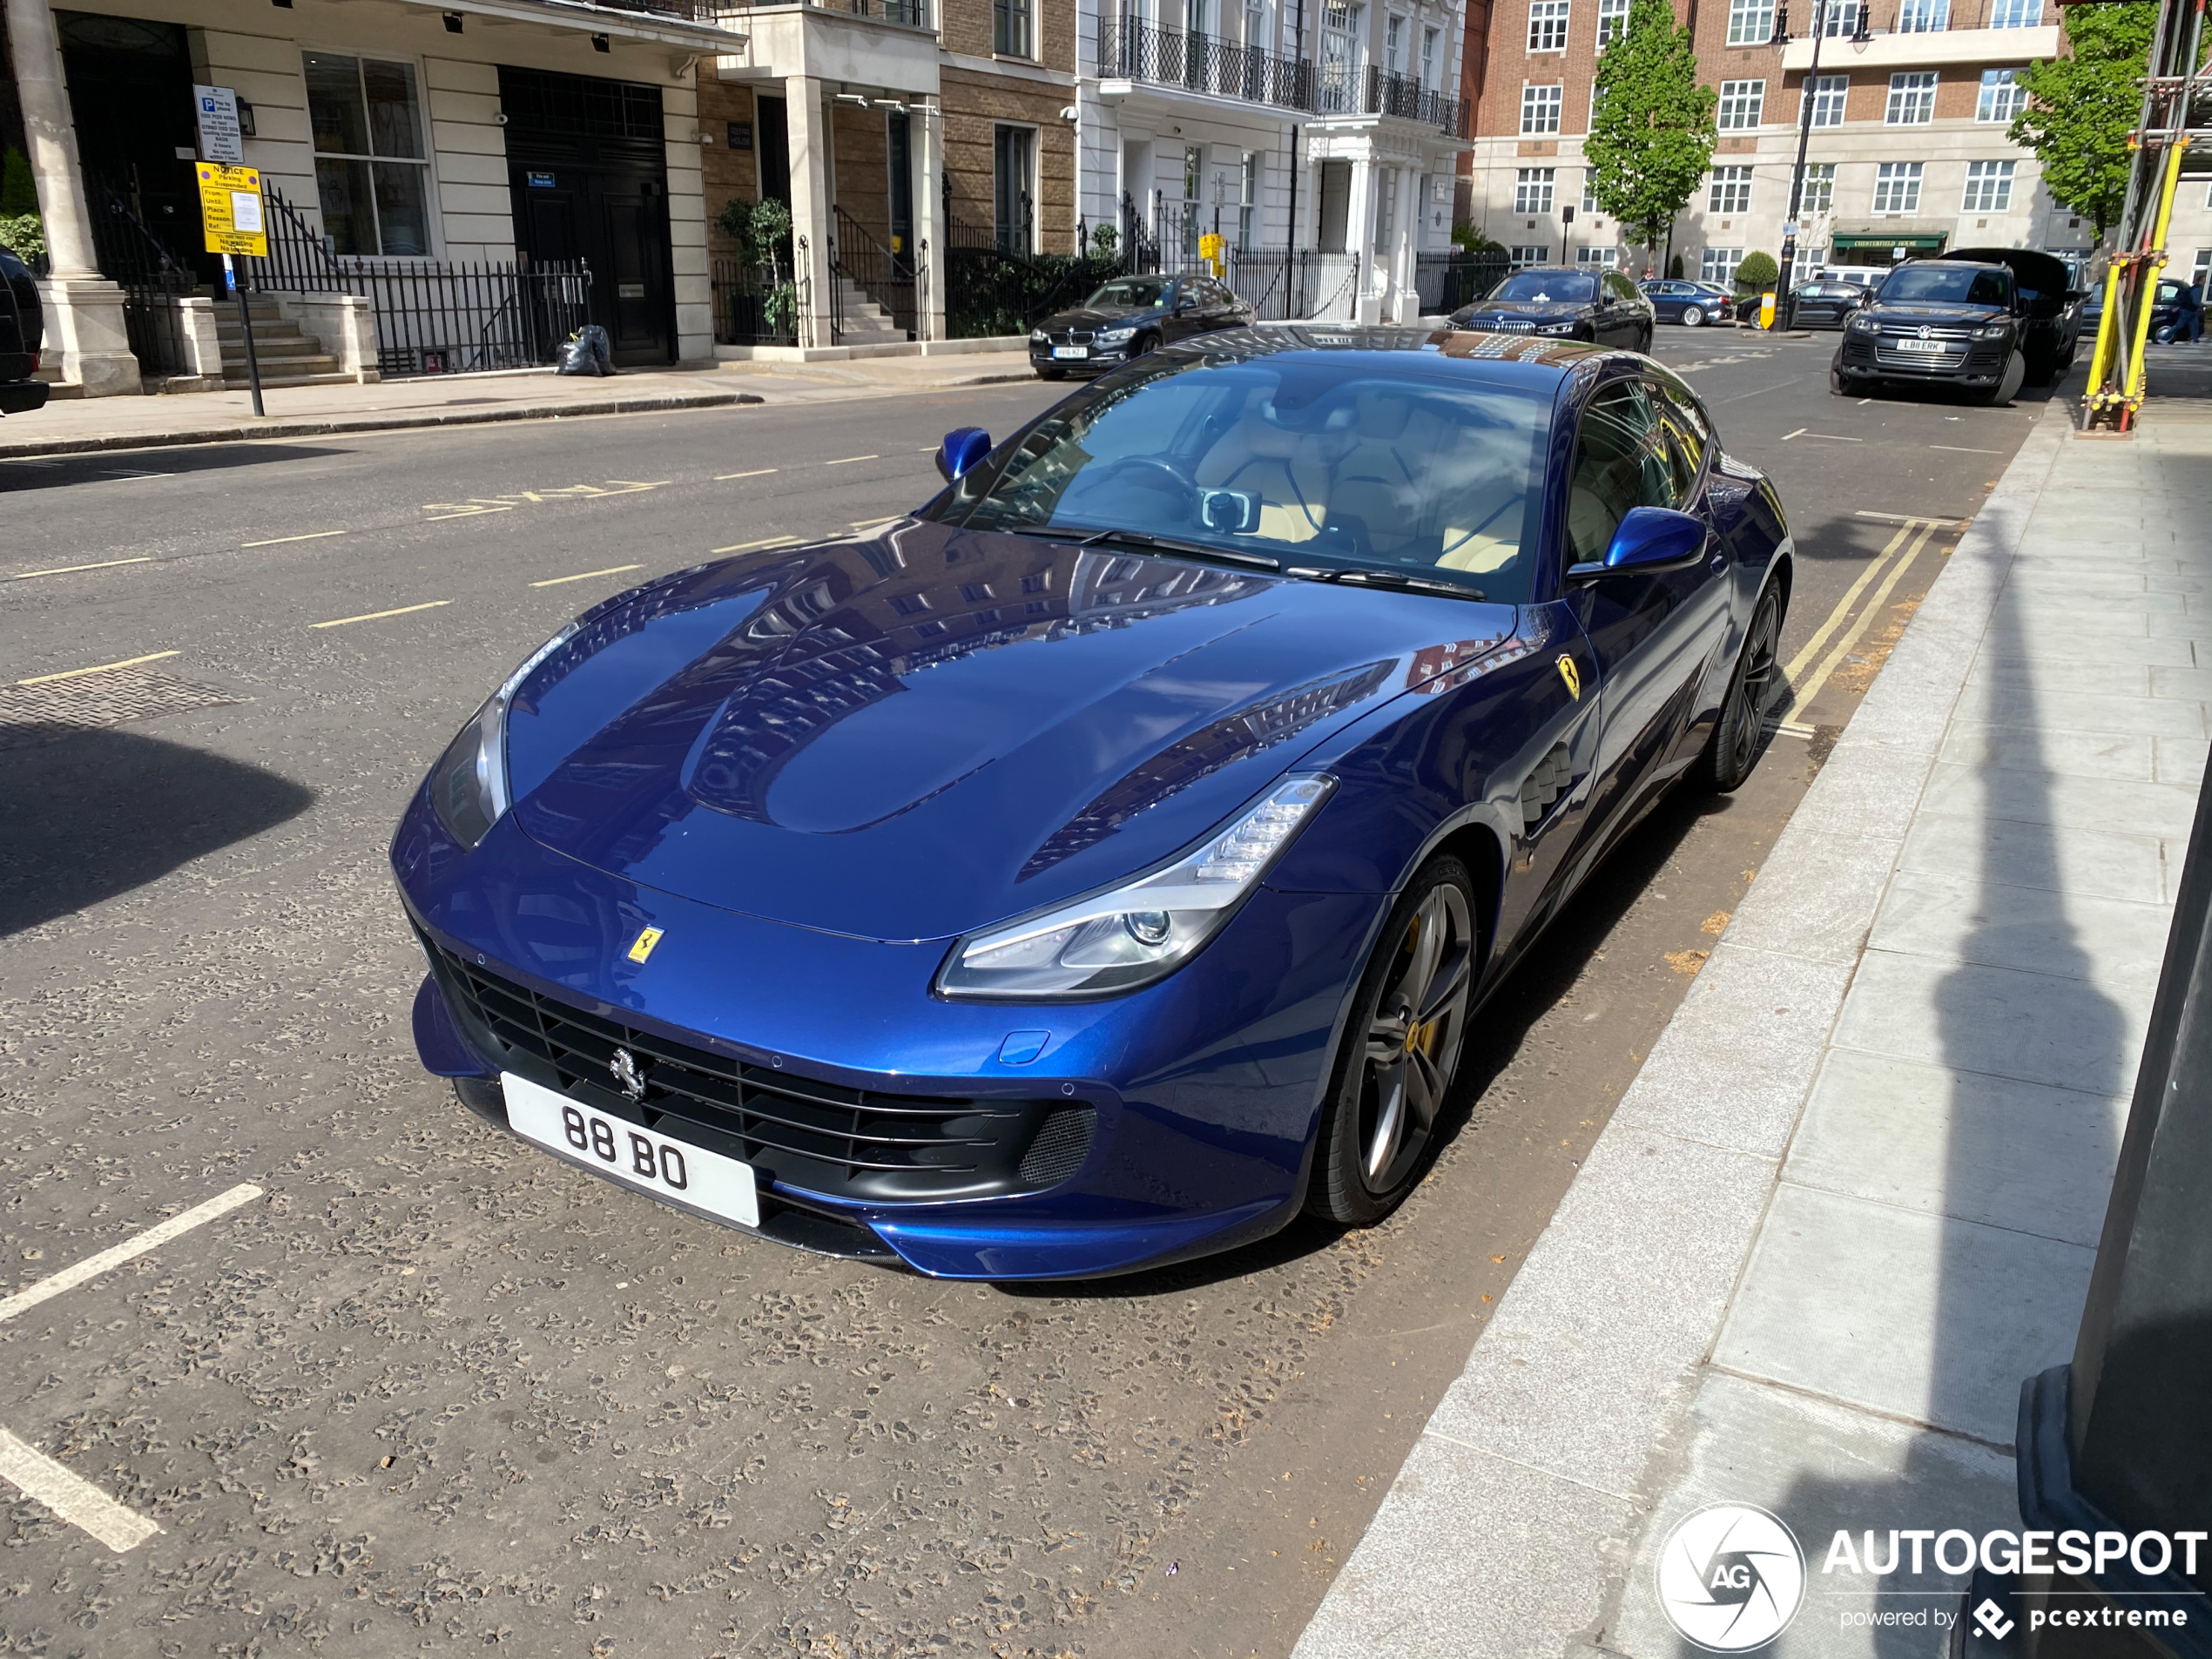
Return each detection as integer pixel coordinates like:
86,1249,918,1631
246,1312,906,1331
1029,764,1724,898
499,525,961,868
1833,259,2026,403
1029,273,1255,380
1,249,48,416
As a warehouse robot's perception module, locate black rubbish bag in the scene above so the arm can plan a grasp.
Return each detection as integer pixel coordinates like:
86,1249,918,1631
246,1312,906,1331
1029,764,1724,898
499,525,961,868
556,324,616,376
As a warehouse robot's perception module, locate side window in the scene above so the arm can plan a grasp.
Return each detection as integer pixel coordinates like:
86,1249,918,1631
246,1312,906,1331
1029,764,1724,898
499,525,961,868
1644,380,1709,500
1566,383,1676,563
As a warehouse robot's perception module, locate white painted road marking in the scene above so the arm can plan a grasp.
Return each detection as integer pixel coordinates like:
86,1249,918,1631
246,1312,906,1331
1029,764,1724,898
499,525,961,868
0,1428,160,1553
0,1184,262,1327
1778,428,1808,442
310,600,451,630
531,563,644,588
240,529,347,549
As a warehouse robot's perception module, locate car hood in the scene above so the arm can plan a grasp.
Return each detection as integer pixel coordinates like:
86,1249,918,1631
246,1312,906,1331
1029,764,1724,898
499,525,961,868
505,523,1517,942
1457,298,1592,321
1865,301,2011,327
1043,304,1157,328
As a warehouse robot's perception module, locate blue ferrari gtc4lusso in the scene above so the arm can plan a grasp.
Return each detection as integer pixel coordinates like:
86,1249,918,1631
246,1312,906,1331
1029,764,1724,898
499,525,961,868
393,326,1792,1280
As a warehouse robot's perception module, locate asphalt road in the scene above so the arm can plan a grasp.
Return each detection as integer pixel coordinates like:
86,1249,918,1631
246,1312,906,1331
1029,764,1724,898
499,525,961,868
0,334,2048,1659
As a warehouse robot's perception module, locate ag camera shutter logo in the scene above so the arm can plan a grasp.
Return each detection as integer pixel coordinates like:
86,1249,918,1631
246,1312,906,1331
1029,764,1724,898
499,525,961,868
1656,1502,1807,1651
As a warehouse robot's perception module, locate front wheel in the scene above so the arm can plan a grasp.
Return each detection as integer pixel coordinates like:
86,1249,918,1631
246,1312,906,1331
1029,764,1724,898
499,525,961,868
1307,857,1480,1225
1035,367,1068,381
1979,350,2027,406
1694,581,1783,792
1682,305,1705,328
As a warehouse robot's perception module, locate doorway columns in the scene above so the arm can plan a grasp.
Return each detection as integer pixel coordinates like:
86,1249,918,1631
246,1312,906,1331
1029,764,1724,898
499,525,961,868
785,74,833,349
914,100,945,342
3,0,141,394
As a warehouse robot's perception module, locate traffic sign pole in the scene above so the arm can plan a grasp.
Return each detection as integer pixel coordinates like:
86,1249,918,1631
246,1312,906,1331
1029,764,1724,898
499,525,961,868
197,162,269,416
233,264,264,418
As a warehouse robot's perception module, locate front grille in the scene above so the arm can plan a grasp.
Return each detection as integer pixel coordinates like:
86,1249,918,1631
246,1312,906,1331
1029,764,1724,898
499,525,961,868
1876,344,1969,371
426,941,1093,1203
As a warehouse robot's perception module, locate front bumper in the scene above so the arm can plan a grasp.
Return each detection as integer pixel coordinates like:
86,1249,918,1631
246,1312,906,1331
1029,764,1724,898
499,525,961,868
392,783,1383,1279
1029,340,1137,374
1838,328,2013,384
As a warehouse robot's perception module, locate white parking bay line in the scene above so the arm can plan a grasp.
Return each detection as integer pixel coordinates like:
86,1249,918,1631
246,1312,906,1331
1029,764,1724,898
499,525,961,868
0,1183,262,1327
0,1428,160,1552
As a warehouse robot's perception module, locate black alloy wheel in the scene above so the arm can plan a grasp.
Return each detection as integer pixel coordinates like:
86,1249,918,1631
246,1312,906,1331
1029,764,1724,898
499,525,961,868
1133,331,1159,357
1307,856,1479,1224
1696,581,1783,792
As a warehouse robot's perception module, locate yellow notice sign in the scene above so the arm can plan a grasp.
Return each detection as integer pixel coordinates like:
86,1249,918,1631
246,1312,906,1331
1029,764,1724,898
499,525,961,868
196,163,266,258
1199,232,1224,274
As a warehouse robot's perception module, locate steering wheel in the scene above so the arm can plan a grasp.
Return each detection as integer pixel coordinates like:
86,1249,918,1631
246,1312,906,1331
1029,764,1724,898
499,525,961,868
1079,455,1200,523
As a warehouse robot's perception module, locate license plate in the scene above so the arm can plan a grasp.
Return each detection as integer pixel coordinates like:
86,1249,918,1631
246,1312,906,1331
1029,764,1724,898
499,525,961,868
1892,337,1948,353
502,1071,759,1228
1052,345,1089,360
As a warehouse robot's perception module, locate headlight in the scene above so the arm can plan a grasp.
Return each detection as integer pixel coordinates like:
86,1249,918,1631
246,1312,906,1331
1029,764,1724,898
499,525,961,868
937,775,1335,1000
1849,313,1879,334
1096,324,1137,342
1974,322,2012,339
1537,320,1580,335
1030,329,1049,344
429,623,580,849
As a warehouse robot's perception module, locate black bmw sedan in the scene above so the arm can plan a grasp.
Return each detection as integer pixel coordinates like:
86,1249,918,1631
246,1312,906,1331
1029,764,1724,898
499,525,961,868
1788,279,1870,330
1833,259,2027,404
0,250,47,418
1452,266,1655,349
1029,273,1255,380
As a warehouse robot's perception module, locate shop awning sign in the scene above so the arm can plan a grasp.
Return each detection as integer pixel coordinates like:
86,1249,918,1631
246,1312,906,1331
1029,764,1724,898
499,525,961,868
197,163,267,259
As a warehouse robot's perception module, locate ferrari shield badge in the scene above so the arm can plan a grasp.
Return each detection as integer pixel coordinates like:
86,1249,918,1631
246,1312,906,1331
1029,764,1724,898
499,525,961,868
1556,654,1582,701
625,926,664,964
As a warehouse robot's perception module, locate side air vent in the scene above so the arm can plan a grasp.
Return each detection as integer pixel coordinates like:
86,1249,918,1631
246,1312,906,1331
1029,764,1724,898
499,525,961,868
1519,744,1574,830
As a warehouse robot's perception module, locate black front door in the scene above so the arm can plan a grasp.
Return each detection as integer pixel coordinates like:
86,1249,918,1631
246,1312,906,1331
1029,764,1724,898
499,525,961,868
499,67,675,367
55,11,214,282
755,96,791,206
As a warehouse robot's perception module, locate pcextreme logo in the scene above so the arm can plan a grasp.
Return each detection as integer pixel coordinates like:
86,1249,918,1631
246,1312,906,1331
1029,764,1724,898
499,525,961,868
1656,1503,1808,1652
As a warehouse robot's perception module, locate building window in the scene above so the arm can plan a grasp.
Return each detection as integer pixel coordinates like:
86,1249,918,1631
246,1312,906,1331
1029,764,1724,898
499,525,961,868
1509,244,1550,267
1961,158,2016,212
1576,246,1619,266
303,52,432,257
1514,167,1557,213
2195,248,2210,292
1708,165,1753,214
1988,0,2040,24
1799,160,1835,214
1521,83,1564,133
1421,24,1440,87
1239,151,1258,247
1717,79,1765,130
1386,12,1406,71
1896,0,1946,27
1598,0,1629,44
1818,0,1860,33
1581,175,1600,212
1321,1,1363,112
1886,71,1938,125
994,0,1033,55
1527,0,1570,51
1789,244,1826,283
994,125,1035,251
1872,160,1924,214
1725,0,1775,47
1807,74,1847,128
1246,0,1271,45
1701,246,1743,285
1184,142,1203,256
1977,68,2027,123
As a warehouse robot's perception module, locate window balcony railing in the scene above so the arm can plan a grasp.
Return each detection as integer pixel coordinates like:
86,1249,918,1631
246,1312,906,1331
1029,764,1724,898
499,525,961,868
1096,18,1466,133
697,0,932,26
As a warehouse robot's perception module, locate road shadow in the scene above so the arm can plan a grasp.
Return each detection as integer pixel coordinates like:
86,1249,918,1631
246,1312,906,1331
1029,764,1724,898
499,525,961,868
0,442,350,496
0,726,314,935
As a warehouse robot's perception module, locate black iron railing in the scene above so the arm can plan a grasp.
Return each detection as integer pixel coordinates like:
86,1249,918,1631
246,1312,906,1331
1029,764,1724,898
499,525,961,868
239,184,354,294
713,258,799,345
84,179,197,380
831,205,915,339
698,0,930,22
341,258,592,376
1095,18,1465,132
1415,249,1509,312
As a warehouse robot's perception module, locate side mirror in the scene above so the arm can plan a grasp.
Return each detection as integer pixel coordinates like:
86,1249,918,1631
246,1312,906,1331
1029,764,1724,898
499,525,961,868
2067,288,2088,303
937,427,992,482
1567,506,1708,583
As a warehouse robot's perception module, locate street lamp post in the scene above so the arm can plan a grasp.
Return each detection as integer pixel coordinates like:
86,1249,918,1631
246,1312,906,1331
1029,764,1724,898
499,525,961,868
1768,0,1870,328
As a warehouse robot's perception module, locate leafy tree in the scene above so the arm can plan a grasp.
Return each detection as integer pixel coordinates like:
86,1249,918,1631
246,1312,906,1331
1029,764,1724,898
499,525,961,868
1452,222,1507,255
1734,250,1778,293
1,146,37,217
2011,3,2155,245
1586,0,1717,256
714,196,793,272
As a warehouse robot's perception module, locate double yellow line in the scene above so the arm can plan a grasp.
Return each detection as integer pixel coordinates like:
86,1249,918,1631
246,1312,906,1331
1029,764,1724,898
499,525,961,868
1775,516,1946,719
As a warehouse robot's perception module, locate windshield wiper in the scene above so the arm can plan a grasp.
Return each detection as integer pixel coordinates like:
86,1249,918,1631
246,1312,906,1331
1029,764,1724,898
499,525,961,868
1285,564,1487,602
1004,523,1282,571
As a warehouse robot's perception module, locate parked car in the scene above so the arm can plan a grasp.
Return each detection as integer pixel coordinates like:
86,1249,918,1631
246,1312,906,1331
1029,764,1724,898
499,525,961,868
1788,279,1871,330
1453,266,1656,348
1832,258,2027,404
2080,275,2204,347
1943,246,2084,381
0,250,48,417
393,327,1792,1280
1029,273,1255,379
1640,280,1736,327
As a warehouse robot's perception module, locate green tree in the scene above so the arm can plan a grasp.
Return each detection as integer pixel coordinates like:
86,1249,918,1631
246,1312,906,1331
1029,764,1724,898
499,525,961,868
1734,250,1778,293
1452,222,1507,256
2010,3,2155,245
1,146,37,217
1585,0,1717,256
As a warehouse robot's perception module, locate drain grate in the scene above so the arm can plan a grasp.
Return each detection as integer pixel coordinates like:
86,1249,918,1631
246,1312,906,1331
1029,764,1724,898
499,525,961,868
0,671,243,752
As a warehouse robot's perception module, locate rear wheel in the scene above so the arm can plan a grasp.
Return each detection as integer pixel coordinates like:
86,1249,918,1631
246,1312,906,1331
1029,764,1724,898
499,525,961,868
1307,857,1479,1225
1682,305,1706,328
1694,581,1783,792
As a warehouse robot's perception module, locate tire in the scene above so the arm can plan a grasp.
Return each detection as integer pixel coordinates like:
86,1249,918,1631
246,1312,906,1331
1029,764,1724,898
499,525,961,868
1132,332,1160,358
1693,580,1784,792
1682,305,1705,328
1035,368,1068,381
1979,350,2027,406
454,1076,508,1125
1640,324,1655,353
1306,856,1480,1226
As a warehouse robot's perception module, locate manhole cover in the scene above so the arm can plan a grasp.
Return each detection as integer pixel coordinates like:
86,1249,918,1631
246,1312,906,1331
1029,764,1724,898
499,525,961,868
0,670,243,752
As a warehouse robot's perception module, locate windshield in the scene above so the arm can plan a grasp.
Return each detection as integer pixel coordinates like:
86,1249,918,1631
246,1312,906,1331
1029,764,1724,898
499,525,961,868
927,350,1553,601
1880,264,2013,307
1084,277,1169,309
1491,272,1596,304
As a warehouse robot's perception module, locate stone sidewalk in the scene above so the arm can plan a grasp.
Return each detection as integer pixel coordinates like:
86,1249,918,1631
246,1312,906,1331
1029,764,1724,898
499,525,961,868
0,347,1035,460
1293,388,2212,1658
